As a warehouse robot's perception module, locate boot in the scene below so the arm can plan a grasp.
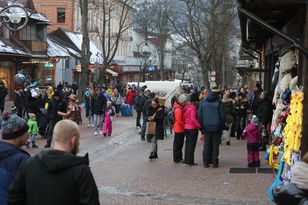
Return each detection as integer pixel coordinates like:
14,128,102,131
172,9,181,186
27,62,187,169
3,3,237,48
153,152,158,159
226,141,230,146
149,152,155,160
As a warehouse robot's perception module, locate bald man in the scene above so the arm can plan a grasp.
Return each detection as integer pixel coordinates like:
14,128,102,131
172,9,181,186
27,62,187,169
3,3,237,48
8,120,100,205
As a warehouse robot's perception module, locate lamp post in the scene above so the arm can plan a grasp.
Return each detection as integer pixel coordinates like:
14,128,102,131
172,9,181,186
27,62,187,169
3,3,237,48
0,5,29,31
137,41,151,82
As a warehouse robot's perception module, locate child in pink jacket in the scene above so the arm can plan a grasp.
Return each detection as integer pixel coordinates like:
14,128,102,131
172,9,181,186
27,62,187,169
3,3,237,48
103,101,115,137
242,115,262,167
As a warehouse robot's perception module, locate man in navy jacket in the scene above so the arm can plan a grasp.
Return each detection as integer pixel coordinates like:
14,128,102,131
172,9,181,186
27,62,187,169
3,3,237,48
198,86,225,168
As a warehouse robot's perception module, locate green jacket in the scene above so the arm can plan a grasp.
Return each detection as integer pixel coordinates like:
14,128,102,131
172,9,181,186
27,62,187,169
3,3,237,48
28,119,39,135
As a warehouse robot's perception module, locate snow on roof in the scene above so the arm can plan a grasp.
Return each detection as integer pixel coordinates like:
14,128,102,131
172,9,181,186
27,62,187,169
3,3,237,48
47,38,70,58
0,39,29,56
28,11,50,23
64,31,103,64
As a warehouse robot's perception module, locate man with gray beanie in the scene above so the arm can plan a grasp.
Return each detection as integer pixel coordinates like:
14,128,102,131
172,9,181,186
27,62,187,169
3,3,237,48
0,112,30,204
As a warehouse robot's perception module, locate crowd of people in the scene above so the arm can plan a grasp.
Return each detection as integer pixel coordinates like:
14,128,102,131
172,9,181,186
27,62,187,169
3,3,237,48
1,77,308,204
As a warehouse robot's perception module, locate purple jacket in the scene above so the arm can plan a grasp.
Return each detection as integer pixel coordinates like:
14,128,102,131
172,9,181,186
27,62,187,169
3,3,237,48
242,123,262,143
183,103,201,130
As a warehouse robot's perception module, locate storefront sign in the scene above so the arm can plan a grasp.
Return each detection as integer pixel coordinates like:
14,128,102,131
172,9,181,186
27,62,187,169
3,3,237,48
43,62,54,68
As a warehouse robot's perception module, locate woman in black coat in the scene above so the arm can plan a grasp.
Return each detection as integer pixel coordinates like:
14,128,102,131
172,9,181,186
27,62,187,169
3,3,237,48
146,97,165,160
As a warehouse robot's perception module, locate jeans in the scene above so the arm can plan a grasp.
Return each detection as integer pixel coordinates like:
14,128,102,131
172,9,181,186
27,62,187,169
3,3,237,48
93,114,104,132
136,110,142,127
141,114,147,140
184,129,198,164
28,134,37,144
46,121,56,146
128,104,134,116
87,110,93,124
203,131,222,165
150,134,157,153
173,132,185,162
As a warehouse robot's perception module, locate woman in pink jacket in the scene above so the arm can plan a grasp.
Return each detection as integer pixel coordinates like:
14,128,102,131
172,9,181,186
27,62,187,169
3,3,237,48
183,92,201,165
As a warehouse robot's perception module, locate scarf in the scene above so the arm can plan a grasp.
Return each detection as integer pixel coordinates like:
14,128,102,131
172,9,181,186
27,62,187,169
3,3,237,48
291,161,308,191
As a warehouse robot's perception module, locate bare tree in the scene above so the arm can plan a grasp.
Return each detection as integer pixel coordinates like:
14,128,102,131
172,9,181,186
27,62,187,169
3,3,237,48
79,0,90,100
135,0,172,81
170,0,237,88
92,0,136,83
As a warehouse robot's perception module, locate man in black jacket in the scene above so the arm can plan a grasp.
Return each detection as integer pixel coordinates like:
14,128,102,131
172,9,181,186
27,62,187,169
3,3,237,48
134,89,146,128
8,120,100,205
91,88,107,136
141,90,155,142
45,91,66,148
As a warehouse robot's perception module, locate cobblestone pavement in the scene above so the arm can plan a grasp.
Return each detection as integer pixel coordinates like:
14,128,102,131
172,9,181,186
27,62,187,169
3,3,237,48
10,101,273,205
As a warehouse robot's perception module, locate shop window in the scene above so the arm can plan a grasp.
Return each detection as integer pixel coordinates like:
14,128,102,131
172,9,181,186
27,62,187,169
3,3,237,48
57,8,66,23
65,59,70,68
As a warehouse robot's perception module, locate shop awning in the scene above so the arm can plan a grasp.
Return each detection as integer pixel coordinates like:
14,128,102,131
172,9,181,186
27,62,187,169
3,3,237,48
106,69,118,77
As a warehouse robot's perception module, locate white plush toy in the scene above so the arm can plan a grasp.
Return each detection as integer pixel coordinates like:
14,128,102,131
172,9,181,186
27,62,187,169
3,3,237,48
273,50,296,104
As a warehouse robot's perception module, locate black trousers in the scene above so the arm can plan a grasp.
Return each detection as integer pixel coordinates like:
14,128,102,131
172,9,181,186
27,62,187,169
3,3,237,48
173,132,185,162
46,121,56,146
203,131,222,165
136,110,142,127
184,129,198,164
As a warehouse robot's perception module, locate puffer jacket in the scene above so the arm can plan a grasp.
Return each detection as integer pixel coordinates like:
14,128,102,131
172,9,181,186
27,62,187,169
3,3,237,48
242,123,261,143
173,102,185,133
198,92,225,133
184,102,201,130
0,141,30,205
222,98,234,124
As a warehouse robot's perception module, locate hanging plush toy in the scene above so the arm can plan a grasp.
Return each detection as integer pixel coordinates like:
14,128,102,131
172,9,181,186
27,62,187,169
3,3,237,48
273,51,296,105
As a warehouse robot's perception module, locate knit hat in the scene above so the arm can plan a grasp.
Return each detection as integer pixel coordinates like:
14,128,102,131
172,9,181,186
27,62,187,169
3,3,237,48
107,101,112,105
178,94,188,103
211,85,221,93
1,112,29,140
251,115,259,125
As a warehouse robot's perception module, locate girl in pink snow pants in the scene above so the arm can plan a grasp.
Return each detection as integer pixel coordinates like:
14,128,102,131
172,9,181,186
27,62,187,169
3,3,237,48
103,101,115,136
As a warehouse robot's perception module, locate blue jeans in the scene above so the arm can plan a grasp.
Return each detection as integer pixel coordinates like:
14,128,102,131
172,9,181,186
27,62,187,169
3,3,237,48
93,114,104,132
129,105,134,116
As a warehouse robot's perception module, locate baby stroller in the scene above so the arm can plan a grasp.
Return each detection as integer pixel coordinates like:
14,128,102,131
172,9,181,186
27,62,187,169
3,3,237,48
37,108,49,139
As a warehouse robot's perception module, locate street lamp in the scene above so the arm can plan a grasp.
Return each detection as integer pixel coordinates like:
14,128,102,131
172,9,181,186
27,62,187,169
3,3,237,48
137,41,151,82
0,5,29,31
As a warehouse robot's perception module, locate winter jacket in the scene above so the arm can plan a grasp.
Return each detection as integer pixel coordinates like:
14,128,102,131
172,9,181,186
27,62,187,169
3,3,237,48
47,98,66,122
257,98,273,125
222,98,234,124
0,85,8,105
183,103,201,130
13,91,25,110
234,99,248,118
134,94,147,112
198,92,225,133
111,93,123,106
142,96,151,116
173,102,185,133
147,105,165,140
102,91,111,102
83,89,92,109
126,90,137,105
8,150,100,205
28,119,39,135
91,94,107,115
242,123,262,143
0,141,30,205
273,182,308,205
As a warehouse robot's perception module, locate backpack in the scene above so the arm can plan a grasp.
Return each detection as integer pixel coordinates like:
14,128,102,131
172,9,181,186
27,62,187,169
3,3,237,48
167,106,182,127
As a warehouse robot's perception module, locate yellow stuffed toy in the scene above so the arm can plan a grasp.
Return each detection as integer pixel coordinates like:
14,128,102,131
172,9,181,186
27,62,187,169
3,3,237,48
282,91,303,165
